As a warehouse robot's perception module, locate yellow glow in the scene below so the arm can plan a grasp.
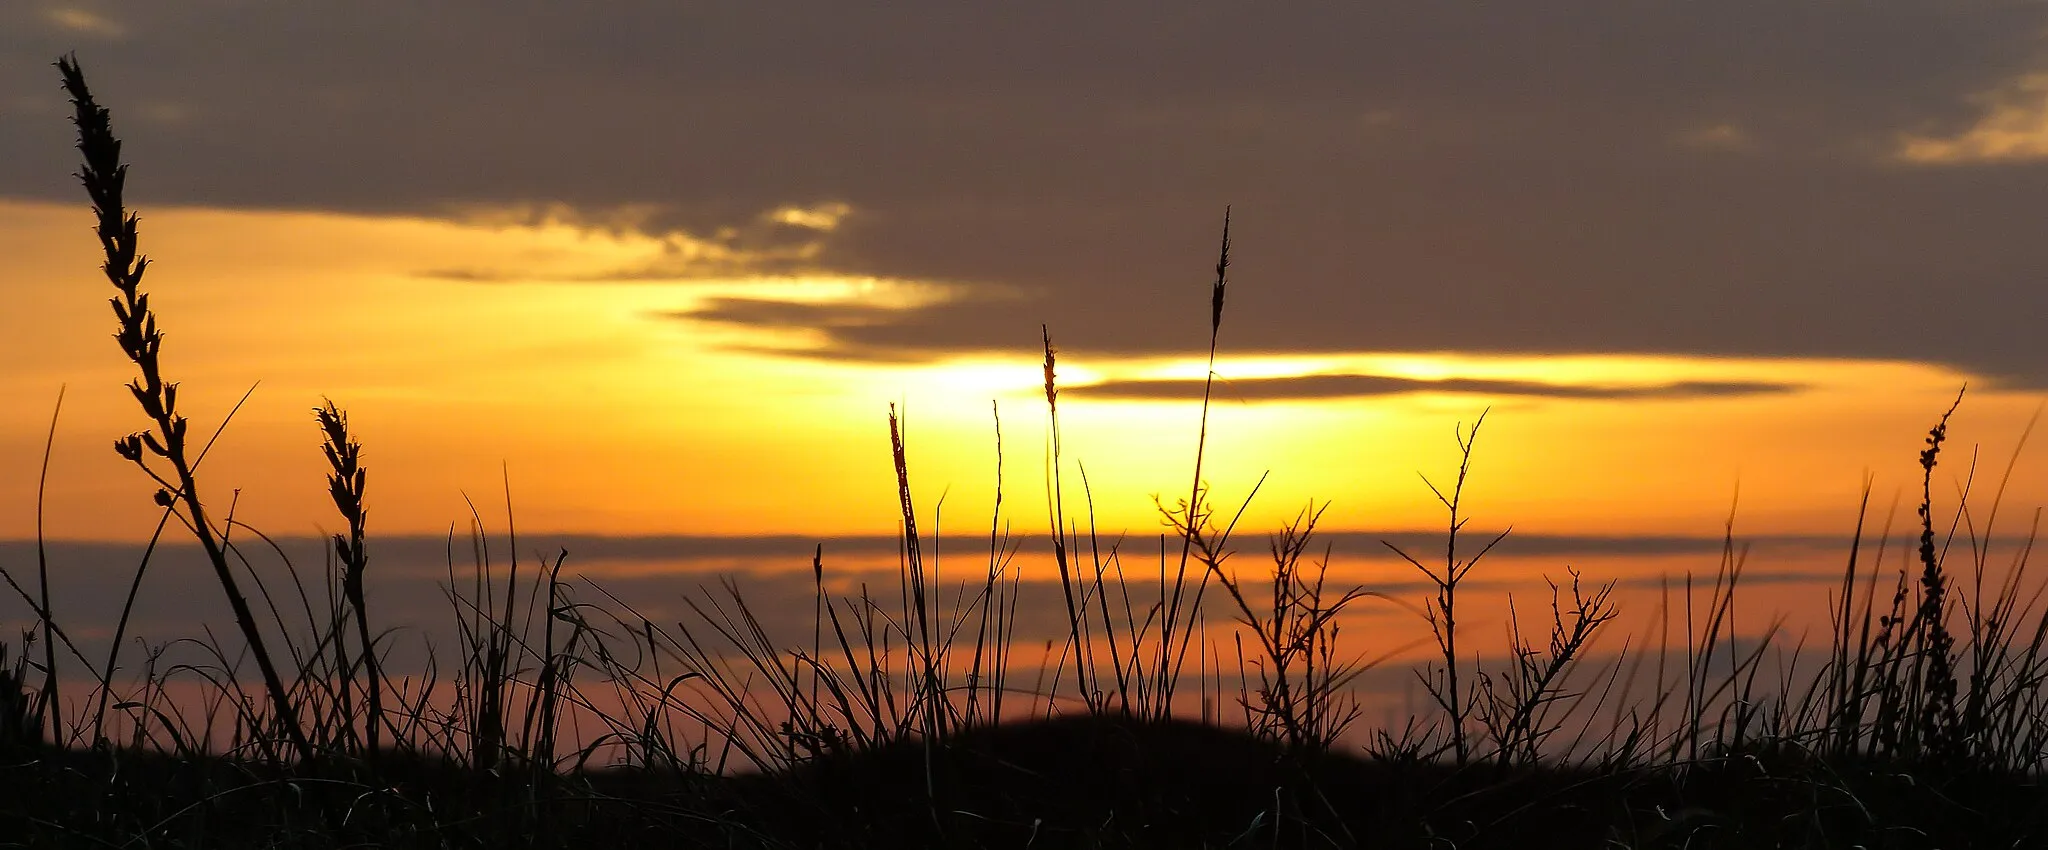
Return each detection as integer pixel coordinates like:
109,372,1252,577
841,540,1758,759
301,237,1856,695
0,199,2041,555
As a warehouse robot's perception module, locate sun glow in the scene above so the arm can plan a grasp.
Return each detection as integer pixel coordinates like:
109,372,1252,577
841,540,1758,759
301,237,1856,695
0,199,2037,547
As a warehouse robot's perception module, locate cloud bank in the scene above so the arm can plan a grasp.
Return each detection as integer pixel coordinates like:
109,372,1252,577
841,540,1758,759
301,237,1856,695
4,3,2048,381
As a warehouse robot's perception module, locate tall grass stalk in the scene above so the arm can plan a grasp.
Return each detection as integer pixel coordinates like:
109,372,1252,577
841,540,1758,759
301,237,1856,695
887,405,946,744
1040,326,1098,712
317,401,381,757
1158,207,1233,719
32,387,63,746
58,55,310,761
961,400,1021,728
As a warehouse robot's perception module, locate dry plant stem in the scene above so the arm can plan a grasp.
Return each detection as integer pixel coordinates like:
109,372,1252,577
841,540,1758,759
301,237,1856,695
886,405,945,742
1960,403,2041,751
964,400,1011,727
1386,411,1506,766
33,387,63,745
1078,464,1134,712
91,383,254,745
518,549,569,770
1847,494,1902,761
59,55,310,762
89,515,171,744
1204,502,1383,751
1827,478,1875,753
455,487,522,771
1480,568,1620,766
1914,387,1965,763
317,401,380,757
1041,328,1095,711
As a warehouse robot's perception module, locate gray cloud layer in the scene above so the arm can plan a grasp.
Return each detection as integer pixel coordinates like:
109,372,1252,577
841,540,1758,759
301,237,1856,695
5,3,2047,380
0,531,1861,678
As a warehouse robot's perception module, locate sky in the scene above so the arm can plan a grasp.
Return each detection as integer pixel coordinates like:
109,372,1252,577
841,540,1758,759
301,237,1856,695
3,3,2047,674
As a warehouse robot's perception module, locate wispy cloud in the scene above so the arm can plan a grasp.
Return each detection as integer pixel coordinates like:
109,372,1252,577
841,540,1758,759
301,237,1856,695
1064,374,1802,402
42,7,124,38
417,202,856,283
1673,123,1758,153
669,280,1025,359
1899,72,2048,164
673,297,908,331
0,531,1883,577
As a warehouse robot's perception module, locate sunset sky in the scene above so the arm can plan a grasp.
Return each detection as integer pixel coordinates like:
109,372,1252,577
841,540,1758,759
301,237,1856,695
3,4,2047,659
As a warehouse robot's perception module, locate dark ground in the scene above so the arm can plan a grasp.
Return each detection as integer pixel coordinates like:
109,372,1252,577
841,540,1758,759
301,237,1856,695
5,715,2044,849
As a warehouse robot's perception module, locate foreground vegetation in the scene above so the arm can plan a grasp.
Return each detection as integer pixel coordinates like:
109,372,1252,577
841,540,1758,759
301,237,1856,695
3,56,2045,848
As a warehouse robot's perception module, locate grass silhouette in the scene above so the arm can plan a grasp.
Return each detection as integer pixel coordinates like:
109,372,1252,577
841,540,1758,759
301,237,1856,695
3,55,2047,849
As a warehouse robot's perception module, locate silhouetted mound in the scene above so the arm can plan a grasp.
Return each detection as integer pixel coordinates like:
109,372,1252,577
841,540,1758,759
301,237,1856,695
726,715,1412,846
710,715,1619,848
701,715,2048,849
6,719,2047,848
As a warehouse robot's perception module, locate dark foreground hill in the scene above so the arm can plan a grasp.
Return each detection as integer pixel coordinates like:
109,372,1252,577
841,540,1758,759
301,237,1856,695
5,714,2045,849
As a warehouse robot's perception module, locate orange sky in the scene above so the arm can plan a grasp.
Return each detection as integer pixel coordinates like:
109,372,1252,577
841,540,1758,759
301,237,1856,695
1,197,2038,551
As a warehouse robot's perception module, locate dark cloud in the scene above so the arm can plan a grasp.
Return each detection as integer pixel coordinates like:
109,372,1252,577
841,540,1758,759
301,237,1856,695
1064,375,1801,402
417,203,853,282
0,529,1879,591
673,299,927,333
6,3,2048,379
